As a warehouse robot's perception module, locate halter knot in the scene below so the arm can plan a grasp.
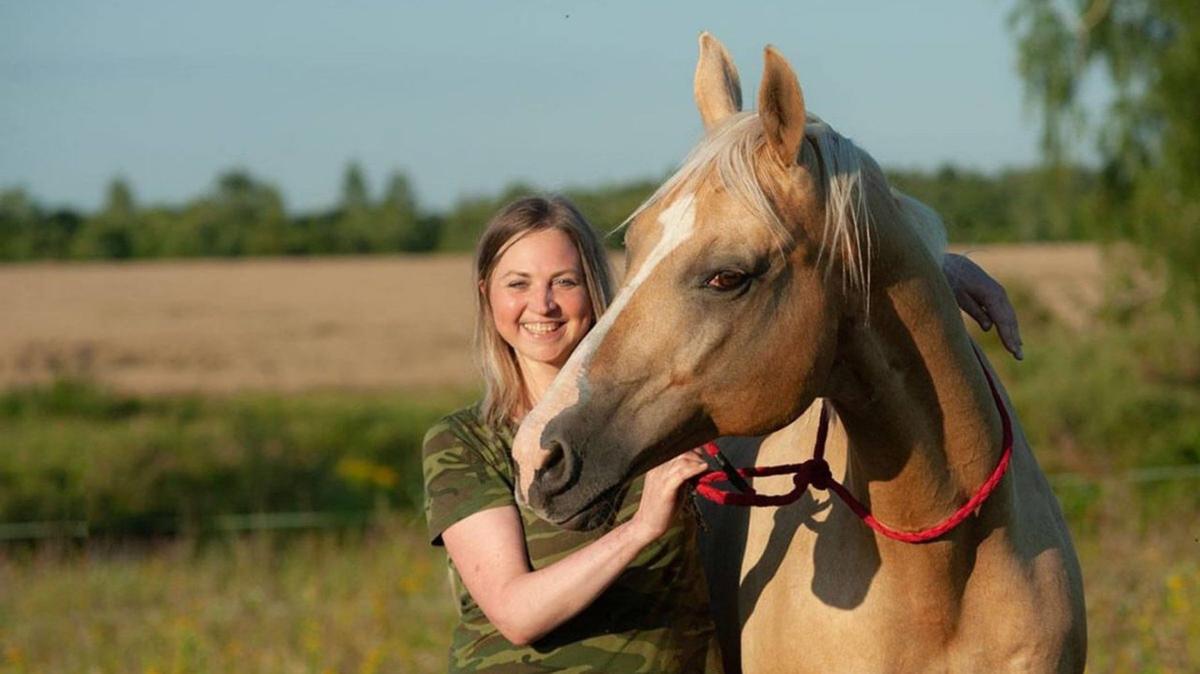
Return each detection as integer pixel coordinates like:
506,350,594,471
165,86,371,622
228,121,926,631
795,457,832,491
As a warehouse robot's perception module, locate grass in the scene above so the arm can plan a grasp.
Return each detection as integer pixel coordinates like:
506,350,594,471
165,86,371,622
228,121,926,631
0,518,456,674
0,383,476,535
0,510,1195,673
1075,498,1200,672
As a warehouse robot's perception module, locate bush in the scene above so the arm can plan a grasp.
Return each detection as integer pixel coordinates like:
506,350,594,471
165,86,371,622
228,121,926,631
0,382,473,536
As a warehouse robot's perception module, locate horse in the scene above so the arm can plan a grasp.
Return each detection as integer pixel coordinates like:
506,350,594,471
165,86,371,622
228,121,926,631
511,33,1086,672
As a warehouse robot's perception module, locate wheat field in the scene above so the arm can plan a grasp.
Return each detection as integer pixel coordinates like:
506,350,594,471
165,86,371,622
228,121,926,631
1,244,1101,396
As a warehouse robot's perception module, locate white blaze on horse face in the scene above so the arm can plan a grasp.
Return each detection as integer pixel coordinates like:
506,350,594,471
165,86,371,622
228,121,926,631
513,193,698,500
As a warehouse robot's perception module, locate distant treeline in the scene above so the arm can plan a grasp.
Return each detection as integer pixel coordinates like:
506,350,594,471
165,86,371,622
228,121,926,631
0,162,1105,261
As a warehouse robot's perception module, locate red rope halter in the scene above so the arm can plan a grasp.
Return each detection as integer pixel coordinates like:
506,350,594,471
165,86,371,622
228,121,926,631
695,345,1013,544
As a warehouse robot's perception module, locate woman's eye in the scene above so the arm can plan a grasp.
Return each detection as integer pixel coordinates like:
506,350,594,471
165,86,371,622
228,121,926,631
507,281,529,290
554,278,579,288
705,270,749,291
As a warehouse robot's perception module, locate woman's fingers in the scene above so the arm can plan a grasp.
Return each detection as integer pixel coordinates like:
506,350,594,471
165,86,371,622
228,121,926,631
954,284,991,331
944,253,1024,360
652,451,709,489
983,286,1024,360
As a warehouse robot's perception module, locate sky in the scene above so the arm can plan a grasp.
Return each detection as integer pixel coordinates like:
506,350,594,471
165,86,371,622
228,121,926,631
1,1,1080,213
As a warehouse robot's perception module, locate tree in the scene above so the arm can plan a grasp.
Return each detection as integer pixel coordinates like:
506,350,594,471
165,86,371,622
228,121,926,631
163,169,286,257
382,171,437,251
0,188,38,260
337,161,384,253
1010,0,1200,302
340,162,370,214
72,178,139,259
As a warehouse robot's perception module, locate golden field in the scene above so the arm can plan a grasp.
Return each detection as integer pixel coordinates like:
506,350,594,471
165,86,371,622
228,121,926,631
1,244,1101,395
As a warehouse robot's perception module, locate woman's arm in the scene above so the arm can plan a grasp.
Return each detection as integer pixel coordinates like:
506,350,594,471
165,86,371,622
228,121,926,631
441,450,709,647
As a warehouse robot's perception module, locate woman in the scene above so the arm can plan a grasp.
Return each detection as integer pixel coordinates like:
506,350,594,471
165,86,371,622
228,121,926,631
423,195,1022,673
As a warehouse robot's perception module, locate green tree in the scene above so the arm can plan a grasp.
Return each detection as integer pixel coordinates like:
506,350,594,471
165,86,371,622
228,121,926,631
1011,0,1200,302
72,178,139,259
166,170,287,257
382,171,437,251
337,161,383,253
341,161,370,215
0,188,39,260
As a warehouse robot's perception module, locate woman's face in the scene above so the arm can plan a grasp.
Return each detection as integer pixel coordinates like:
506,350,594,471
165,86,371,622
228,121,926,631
487,228,594,371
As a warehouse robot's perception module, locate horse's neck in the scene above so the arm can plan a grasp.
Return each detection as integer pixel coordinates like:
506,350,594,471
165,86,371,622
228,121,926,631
826,242,1004,533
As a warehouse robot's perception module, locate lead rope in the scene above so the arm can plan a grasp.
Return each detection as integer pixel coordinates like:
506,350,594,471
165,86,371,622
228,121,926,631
694,344,1014,544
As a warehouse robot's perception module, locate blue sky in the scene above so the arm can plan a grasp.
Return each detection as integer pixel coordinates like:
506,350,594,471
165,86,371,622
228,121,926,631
2,1,1070,213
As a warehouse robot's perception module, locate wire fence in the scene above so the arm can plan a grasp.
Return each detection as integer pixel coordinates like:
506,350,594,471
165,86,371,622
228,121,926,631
3,464,1198,542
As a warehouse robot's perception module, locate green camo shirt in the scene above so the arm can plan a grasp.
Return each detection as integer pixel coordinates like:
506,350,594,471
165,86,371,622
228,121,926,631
423,404,719,673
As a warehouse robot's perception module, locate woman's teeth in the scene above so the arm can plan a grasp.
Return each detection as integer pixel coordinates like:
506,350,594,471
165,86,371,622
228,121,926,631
522,322,562,335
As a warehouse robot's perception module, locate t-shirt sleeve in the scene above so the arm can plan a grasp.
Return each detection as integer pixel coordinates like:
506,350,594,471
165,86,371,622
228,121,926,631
422,414,516,546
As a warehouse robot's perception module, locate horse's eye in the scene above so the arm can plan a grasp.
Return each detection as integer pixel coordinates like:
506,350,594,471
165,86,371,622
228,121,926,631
705,269,749,291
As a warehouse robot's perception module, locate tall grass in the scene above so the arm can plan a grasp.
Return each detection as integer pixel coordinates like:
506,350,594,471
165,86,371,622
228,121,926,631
0,384,475,536
0,519,457,674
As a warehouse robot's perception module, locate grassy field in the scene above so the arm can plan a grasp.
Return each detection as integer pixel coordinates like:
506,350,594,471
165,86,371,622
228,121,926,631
0,521,458,674
2,245,1197,672
1,512,1195,673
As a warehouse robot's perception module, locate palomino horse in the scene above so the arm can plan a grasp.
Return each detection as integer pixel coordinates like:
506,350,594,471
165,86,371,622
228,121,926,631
512,34,1086,672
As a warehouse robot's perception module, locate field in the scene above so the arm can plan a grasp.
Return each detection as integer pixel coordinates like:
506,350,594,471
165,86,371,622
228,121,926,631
2,244,1197,673
0,245,1101,395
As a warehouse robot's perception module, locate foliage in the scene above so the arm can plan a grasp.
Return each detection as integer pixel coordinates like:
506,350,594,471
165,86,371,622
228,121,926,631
1010,0,1200,303
887,164,1104,242
0,512,1194,673
0,521,457,673
0,382,474,536
1,161,1122,262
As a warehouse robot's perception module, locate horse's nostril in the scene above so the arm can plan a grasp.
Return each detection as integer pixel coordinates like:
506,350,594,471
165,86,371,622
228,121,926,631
543,441,565,470
537,439,579,497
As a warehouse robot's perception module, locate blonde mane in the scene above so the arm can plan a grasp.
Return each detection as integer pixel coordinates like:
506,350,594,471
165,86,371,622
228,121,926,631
623,111,948,295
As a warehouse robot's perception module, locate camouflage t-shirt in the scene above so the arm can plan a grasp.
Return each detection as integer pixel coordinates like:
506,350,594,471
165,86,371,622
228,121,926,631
423,404,720,673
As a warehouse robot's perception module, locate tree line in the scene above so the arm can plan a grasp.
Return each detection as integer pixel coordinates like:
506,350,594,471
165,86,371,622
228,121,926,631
0,160,1109,262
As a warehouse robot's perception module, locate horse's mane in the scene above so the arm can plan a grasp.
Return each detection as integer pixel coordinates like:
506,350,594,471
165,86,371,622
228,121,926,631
623,111,948,296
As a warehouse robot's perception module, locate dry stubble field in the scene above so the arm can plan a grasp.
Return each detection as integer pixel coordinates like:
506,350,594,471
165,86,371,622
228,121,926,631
1,243,1101,395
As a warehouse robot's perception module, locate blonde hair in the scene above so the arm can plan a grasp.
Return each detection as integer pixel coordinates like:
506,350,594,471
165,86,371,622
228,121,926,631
473,196,615,428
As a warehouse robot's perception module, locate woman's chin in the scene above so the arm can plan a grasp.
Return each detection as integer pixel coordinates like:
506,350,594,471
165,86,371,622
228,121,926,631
517,343,571,369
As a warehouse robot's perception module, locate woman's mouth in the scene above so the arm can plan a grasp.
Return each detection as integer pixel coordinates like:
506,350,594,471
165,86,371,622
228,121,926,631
521,321,565,338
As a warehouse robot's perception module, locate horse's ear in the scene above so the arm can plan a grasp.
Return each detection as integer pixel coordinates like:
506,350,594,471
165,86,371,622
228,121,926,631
758,45,806,166
694,32,742,131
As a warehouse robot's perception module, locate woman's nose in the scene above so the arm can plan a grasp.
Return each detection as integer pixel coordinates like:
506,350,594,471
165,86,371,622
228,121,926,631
532,283,559,314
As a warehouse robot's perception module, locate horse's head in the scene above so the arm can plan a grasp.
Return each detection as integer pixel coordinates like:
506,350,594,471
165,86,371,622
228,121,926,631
513,34,909,529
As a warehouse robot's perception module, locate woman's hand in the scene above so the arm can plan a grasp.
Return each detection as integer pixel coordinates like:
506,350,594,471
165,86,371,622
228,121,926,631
943,253,1024,360
629,450,710,544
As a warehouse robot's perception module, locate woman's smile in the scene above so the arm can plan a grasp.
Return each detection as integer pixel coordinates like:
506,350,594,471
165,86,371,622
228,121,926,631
521,320,567,337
